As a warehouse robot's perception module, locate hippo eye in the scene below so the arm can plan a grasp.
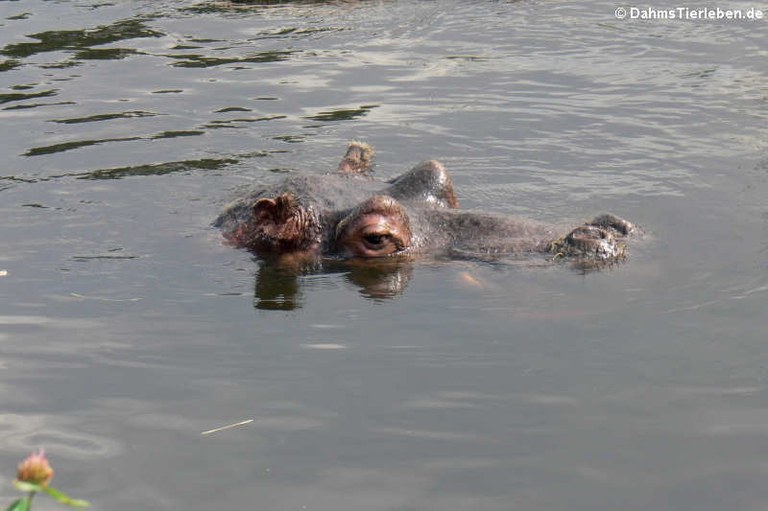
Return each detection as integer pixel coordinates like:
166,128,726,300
336,205,411,258
363,233,389,247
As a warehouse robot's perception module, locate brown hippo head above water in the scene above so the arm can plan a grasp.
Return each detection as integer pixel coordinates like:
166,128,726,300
214,142,636,267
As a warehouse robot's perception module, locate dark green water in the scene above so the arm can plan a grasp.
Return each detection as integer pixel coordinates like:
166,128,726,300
1,1,766,510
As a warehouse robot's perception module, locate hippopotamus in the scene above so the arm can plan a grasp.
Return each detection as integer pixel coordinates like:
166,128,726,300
215,142,636,267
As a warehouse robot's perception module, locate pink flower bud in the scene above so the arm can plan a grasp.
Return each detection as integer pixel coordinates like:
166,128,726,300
16,449,54,487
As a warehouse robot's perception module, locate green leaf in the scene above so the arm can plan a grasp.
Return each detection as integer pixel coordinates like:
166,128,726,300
12,480,42,493
41,487,90,508
6,497,30,511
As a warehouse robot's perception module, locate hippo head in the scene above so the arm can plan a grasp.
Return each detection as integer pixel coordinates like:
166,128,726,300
224,192,417,259
216,142,635,269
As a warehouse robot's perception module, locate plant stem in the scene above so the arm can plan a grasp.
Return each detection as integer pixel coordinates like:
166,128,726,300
27,491,36,510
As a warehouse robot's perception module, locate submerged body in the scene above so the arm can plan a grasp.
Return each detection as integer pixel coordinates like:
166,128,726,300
215,142,636,266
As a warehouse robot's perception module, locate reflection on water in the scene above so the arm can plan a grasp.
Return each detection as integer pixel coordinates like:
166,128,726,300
1,0,767,510
250,248,640,310
253,258,413,310
253,259,304,310
342,259,413,300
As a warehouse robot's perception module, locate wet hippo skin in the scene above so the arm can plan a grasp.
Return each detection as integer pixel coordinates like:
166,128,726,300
215,142,636,266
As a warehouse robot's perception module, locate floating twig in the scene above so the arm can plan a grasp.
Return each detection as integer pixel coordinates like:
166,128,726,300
201,419,254,436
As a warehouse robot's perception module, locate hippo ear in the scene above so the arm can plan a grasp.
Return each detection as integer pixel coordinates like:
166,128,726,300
250,193,316,251
253,193,297,223
254,197,278,215
337,141,375,175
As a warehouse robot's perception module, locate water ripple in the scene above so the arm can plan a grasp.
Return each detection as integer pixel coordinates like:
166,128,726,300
24,130,204,156
0,18,163,60
50,110,160,124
